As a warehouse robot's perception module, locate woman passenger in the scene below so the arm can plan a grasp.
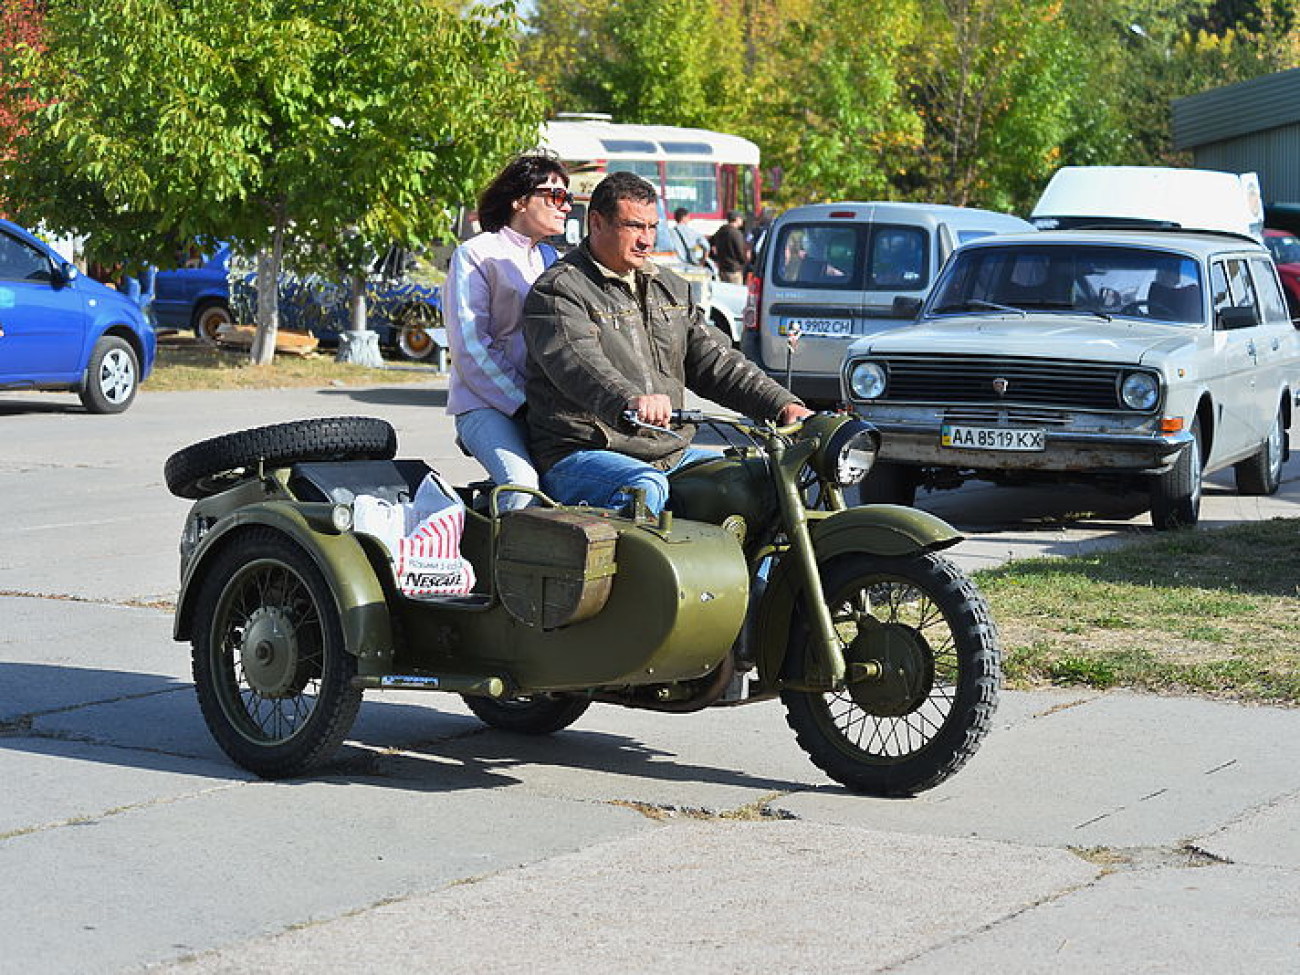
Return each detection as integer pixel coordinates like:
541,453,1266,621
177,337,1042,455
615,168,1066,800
444,153,572,511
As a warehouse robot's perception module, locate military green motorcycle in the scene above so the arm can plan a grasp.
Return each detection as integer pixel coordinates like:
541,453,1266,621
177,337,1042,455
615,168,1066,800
166,410,1001,796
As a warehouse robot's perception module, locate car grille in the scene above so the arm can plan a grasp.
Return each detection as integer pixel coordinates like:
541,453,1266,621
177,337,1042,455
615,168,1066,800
872,355,1137,412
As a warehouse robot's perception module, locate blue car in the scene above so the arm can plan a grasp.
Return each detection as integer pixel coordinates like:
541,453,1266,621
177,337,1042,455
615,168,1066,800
157,246,445,362
152,243,234,343
0,218,156,413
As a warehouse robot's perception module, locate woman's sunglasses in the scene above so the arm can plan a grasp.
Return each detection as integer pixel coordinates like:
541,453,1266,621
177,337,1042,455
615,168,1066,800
532,187,575,207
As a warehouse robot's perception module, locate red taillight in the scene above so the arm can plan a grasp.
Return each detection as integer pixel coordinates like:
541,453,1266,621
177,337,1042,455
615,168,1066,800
743,275,763,330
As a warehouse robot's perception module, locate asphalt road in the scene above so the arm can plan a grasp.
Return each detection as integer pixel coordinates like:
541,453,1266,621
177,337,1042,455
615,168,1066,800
2,378,1298,974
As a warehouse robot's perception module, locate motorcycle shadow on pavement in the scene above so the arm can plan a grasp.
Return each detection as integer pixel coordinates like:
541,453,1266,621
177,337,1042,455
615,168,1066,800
1,659,808,796
331,717,812,798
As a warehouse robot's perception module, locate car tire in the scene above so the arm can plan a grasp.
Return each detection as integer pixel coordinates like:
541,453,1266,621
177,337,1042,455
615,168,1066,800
1149,417,1202,530
395,303,443,362
851,462,919,506
79,335,139,414
193,301,233,345
164,416,398,499
1234,404,1285,496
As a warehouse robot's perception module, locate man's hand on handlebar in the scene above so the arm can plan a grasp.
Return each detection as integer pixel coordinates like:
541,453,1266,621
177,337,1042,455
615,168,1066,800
778,403,814,426
628,394,673,428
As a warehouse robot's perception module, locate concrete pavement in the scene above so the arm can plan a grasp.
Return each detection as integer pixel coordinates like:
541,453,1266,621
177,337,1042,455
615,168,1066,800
1,379,1298,973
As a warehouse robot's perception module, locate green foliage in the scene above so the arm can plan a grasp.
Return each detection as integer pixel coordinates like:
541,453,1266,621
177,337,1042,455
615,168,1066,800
5,0,544,266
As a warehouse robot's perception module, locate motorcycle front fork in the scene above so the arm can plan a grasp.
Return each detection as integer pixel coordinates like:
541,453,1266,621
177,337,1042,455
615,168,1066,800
770,439,846,688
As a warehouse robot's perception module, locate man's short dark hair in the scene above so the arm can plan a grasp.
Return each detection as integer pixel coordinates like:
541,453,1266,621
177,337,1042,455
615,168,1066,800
725,210,740,223
590,171,658,221
673,207,690,222
477,152,569,233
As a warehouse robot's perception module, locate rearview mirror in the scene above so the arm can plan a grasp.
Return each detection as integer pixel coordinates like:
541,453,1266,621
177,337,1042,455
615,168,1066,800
1216,305,1257,330
52,261,80,287
893,295,923,319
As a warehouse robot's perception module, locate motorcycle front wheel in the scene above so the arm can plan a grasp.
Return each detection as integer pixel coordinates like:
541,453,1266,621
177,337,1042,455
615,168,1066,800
781,552,1000,796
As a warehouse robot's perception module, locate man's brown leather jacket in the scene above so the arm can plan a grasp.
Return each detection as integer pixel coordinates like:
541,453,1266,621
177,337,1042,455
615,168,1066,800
523,241,800,474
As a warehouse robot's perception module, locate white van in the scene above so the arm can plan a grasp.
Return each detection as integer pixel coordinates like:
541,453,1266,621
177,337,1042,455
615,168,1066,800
741,201,1033,405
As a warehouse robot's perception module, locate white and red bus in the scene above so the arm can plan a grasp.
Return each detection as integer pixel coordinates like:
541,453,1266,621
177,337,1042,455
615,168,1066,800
539,114,762,235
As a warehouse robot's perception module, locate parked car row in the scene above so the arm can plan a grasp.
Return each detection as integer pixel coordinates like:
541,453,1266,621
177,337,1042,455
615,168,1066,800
834,167,1299,530
0,218,156,413
153,246,446,362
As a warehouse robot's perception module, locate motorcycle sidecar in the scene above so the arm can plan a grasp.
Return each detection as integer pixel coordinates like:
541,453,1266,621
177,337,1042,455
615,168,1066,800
169,418,751,776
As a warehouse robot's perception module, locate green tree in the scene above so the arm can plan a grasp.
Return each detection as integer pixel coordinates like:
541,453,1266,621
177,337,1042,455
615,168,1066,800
758,0,922,205
6,0,543,363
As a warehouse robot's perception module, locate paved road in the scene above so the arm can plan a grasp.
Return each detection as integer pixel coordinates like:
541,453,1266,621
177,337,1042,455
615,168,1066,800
2,380,1298,973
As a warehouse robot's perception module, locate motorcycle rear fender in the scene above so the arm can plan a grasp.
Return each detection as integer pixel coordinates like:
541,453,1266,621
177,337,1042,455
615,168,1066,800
173,501,395,668
751,504,963,685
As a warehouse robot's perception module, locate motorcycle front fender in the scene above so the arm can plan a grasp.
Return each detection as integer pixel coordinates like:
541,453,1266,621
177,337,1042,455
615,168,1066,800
173,501,395,669
750,505,963,686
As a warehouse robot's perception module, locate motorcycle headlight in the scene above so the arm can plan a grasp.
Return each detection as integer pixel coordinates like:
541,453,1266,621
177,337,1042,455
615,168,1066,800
847,361,887,400
820,419,881,486
1120,371,1159,411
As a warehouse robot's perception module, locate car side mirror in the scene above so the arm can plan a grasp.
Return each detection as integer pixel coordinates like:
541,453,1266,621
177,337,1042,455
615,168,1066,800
1216,305,1257,330
52,261,79,287
893,295,923,319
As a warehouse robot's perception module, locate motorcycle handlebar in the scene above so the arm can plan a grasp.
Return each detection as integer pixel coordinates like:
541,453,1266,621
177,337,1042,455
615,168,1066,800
622,408,806,437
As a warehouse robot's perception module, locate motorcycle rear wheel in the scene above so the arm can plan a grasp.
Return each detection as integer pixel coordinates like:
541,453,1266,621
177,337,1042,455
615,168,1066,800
781,552,1000,796
462,694,591,734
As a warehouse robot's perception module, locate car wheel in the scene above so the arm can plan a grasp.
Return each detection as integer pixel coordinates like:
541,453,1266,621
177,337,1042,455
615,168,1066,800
851,462,918,506
193,301,233,345
395,304,443,362
1149,417,1202,530
79,335,139,414
1234,404,1286,496
164,416,397,499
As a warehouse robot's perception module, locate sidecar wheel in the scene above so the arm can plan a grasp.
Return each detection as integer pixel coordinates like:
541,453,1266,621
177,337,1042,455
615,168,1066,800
781,552,1000,796
191,528,362,778
462,694,591,734
164,416,397,499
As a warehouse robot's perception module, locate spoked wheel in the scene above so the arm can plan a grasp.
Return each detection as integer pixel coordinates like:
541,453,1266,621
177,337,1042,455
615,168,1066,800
191,528,362,778
462,694,591,734
781,552,1001,796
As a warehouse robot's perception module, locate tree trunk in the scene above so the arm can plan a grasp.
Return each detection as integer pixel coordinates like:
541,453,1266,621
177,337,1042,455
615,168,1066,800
335,269,383,365
249,225,285,366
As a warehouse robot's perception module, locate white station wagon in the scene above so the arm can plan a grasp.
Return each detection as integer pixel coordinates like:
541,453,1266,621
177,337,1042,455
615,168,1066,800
841,226,1299,529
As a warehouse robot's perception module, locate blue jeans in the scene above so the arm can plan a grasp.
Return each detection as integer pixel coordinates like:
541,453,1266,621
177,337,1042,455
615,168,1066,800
541,447,718,516
454,408,538,512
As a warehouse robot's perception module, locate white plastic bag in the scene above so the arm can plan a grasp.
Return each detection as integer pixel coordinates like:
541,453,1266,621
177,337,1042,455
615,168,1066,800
352,471,475,598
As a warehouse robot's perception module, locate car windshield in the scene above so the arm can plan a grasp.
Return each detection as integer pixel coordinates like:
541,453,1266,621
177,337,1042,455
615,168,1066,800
1266,233,1300,265
929,244,1205,324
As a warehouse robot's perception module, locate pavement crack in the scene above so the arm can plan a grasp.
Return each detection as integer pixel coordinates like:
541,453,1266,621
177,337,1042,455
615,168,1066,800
607,794,799,822
1070,843,1229,872
0,588,175,612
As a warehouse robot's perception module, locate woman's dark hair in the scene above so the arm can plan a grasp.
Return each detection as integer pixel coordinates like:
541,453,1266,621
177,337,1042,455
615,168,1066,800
590,170,658,221
477,153,569,233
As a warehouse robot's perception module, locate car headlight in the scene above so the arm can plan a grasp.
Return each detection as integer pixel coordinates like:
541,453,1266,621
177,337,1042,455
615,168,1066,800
848,361,887,400
1120,371,1159,411
820,419,881,485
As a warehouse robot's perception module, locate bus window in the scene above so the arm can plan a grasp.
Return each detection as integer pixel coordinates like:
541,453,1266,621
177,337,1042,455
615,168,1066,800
665,162,719,215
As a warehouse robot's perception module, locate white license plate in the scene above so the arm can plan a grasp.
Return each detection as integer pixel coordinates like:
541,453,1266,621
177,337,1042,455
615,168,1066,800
942,425,1045,451
781,317,854,338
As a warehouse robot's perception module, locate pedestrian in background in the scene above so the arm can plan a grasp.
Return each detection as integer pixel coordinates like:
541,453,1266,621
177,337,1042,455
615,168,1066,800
670,206,706,265
444,152,572,511
710,210,748,284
